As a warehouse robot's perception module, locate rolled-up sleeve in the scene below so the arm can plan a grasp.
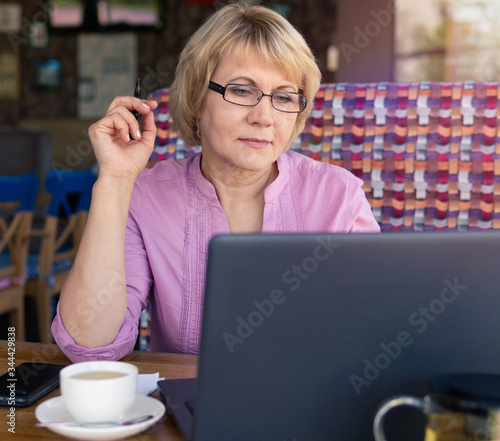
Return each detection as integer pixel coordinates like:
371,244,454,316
51,302,140,363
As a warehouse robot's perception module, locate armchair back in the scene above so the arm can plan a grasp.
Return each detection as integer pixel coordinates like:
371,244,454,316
148,82,500,232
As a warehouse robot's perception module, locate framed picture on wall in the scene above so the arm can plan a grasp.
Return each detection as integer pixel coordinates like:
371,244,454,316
29,21,50,49
34,59,63,91
0,4,22,33
77,33,137,118
0,52,20,101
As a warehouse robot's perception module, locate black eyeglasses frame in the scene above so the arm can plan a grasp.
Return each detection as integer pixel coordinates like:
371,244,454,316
208,81,307,114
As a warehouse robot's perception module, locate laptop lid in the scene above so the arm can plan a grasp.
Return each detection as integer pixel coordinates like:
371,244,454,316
163,231,500,441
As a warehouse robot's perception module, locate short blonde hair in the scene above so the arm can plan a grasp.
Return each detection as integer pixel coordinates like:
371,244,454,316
170,1,322,147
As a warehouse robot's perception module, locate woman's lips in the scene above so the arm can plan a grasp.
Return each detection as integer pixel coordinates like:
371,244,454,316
239,138,270,149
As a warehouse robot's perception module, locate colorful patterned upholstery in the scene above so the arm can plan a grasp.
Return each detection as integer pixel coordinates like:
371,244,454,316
149,82,500,232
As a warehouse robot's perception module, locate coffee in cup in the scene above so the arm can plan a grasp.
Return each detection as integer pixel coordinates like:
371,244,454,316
60,361,138,423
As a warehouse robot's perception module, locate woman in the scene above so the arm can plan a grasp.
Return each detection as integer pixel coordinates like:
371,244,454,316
52,2,379,362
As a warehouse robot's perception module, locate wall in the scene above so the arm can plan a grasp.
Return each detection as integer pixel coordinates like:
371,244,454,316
336,0,395,82
0,0,215,125
0,0,337,126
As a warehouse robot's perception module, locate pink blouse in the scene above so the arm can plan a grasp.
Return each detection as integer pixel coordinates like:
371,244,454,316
52,151,380,362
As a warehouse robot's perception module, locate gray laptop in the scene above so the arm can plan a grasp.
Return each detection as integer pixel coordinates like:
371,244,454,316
158,231,500,441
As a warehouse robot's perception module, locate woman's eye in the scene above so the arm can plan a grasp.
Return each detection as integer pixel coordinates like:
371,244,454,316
275,93,293,103
230,86,252,96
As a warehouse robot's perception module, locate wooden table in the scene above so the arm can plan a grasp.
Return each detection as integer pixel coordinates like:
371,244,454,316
0,341,198,440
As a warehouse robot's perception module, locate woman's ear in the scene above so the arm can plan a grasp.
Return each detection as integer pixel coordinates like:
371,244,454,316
196,119,202,140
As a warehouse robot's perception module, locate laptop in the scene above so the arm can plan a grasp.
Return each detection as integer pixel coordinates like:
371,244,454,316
158,231,500,441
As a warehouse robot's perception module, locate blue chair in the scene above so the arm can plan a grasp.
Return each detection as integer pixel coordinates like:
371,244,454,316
25,168,96,343
0,173,39,341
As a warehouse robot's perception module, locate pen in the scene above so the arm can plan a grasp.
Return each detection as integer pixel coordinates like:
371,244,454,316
132,77,141,120
130,77,141,139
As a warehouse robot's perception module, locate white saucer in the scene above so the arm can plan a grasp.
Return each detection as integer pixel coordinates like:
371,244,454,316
35,394,165,441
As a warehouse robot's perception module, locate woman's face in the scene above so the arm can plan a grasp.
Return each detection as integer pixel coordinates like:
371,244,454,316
197,46,299,178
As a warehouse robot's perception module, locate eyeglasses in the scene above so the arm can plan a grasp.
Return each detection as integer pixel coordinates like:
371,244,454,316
208,81,307,113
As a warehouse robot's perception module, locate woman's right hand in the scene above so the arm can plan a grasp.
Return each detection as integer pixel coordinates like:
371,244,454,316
88,96,159,181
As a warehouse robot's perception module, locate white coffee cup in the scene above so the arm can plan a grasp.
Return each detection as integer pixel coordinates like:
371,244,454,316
60,361,138,423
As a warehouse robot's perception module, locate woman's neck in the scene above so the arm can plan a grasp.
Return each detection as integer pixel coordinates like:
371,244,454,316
200,155,278,233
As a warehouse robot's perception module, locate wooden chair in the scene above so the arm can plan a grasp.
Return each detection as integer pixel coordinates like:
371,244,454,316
25,168,95,343
0,174,39,341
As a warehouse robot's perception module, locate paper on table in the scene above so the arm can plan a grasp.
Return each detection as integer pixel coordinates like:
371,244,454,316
137,373,164,396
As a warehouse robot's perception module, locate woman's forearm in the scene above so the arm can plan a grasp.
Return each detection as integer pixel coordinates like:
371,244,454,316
58,175,135,348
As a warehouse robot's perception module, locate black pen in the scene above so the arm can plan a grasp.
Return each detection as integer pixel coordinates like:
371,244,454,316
132,77,141,120
130,77,141,139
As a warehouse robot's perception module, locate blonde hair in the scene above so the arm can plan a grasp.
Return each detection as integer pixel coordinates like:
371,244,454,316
169,1,322,147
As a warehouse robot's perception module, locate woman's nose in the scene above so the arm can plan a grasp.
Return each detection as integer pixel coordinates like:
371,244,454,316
247,95,274,126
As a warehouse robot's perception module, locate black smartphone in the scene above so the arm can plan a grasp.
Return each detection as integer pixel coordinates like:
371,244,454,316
0,362,66,407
